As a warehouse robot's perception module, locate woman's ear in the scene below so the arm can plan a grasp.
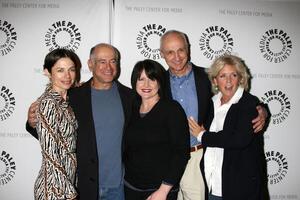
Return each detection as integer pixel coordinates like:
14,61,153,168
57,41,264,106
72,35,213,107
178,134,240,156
239,78,244,85
43,69,51,79
213,77,217,86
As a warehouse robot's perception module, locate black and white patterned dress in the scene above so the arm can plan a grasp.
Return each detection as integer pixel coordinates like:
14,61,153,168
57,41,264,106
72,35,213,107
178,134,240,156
34,86,78,200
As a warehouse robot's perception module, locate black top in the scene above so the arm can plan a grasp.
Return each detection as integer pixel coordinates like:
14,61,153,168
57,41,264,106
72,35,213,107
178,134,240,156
201,91,267,200
124,99,190,189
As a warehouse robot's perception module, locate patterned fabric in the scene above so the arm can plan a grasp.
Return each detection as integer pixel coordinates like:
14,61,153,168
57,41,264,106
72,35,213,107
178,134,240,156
34,85,78,200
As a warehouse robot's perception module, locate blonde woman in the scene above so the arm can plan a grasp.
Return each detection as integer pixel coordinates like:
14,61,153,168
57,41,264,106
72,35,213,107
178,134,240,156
189,55,267,200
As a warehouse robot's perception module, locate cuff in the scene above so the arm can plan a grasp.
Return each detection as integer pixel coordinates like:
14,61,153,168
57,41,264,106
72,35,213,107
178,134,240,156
197,130,206,142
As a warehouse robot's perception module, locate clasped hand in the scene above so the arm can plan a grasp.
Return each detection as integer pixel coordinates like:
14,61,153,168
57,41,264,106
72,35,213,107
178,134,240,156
188,117,205,137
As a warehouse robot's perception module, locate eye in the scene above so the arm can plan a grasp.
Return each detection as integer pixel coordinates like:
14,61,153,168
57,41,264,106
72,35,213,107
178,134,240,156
219,74,225,78
165,51,173,56
94,59,106,65
178,48,185,53
110,59,117,64
230,73,238,78
150,79,157,84
70,67,76,72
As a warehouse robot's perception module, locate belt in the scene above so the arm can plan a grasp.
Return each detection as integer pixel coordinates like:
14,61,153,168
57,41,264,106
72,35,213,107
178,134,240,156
190,144,203,152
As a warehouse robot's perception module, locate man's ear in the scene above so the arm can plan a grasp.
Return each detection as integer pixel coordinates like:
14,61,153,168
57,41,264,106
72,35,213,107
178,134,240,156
87,59,93,72
160,50,165,59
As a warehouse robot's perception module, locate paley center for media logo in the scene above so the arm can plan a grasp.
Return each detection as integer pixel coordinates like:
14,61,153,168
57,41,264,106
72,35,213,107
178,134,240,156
0,150,16,186
259,29,292,63
199,26,234,60
0,86,16,121
45,20,82,52
0,20,17,56
136,24,167,60
265,151,288,185
260,89,291,125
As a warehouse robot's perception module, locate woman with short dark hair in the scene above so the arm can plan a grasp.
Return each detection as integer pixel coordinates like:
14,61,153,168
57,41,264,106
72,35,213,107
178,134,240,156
34,48,81,200
124,59,190,200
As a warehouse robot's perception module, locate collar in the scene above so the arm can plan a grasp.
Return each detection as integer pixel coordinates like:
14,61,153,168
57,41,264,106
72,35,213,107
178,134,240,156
169,62,193,79
213,86,244,107
45,84,69,109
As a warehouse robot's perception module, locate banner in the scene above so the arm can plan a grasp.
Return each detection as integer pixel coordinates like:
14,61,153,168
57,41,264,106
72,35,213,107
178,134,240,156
1,0,299,199
112,0,300,199
0,0,111,199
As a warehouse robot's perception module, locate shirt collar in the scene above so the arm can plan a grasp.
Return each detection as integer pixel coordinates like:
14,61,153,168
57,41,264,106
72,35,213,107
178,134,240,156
213,86,244,107
169,62,193,79
45,84,69,109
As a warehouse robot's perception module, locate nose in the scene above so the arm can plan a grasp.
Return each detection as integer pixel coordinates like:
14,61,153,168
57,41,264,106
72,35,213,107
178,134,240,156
175,52,181,60
66,71,71,78
226,75,232,83
104,62,113,71
144,79,150,87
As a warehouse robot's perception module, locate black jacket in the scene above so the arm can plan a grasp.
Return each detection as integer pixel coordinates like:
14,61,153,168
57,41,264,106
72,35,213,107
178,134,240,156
26,79,134,200
164,63,212,126
201,91,266,200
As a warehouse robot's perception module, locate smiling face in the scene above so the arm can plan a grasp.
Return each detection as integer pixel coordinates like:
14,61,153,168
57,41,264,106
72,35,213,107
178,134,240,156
88,45,118,89
136,69,160,101
160,32,189,76
213,64,241,104
45,57,76,94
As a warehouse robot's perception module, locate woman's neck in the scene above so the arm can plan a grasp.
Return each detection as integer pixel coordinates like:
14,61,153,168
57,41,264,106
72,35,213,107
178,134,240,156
51,86,67,100
140,96,160,113
220,97,229,105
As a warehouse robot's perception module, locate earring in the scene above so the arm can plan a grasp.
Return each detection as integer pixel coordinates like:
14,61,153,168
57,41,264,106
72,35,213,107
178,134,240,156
214,84,218,91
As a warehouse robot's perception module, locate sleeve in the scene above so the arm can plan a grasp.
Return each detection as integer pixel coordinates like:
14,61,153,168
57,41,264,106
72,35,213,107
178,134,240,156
25,121,38,139
163,101,190,185
196,130,206,143
202,101,258,150
37,99,77,198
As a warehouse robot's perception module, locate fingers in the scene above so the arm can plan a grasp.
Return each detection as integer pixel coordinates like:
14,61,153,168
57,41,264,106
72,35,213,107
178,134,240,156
188,117,198,129
188,117,203,137
28,101,38,128
253,106,266,133
30,101,38,112
28,102,38,118
253,120,264,133
254,125,263,133
252,115,264,133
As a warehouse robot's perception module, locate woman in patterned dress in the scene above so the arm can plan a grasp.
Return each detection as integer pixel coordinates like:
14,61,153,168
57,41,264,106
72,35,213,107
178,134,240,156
34,49,81,200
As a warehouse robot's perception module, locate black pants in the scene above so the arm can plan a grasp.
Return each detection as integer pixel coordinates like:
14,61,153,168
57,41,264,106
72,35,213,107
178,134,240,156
124,185,178,200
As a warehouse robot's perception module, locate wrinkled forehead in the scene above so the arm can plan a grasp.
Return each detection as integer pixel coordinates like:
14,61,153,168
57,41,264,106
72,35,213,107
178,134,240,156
161,33,188,51
91,46,116,59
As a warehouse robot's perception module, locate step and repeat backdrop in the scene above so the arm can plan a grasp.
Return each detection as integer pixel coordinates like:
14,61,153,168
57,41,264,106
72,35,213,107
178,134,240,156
0,0,111,199
1,0,299,199
112,0,300,199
